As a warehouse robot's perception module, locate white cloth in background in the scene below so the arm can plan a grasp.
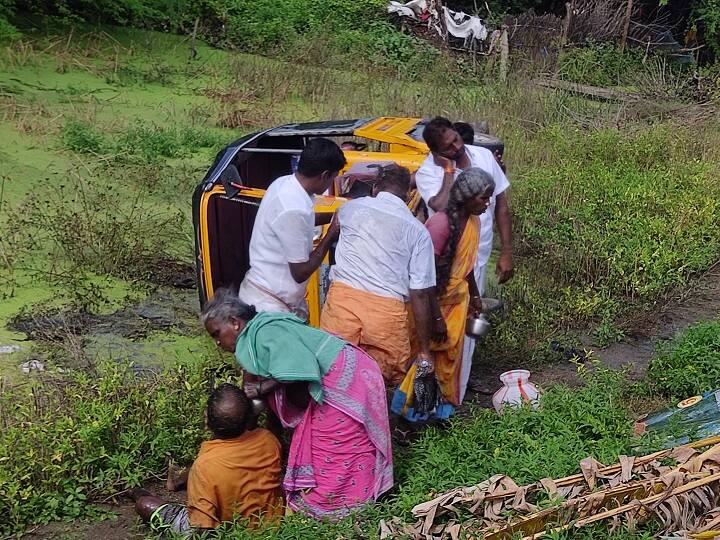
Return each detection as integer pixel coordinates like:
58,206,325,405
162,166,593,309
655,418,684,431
241,174,315,309
388,0,427,19
415,144,510,269
330,191,436,301
387,0,488,45
443,7,488,43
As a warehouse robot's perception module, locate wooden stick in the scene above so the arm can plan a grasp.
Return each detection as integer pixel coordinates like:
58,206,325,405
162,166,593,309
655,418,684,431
620,0,634,53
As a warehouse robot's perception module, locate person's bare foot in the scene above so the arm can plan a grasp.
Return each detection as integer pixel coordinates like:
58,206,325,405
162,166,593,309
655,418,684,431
166,458,180,492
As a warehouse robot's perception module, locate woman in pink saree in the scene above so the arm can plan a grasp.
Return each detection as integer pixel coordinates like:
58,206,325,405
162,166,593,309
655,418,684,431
202,288,393,519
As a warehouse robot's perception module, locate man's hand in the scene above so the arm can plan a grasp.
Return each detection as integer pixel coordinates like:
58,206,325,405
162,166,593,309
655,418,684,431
469,295,483,316
326,213,341,242
243,381,262,399
496,249,514,284
431,316,448,343
434,154,455,171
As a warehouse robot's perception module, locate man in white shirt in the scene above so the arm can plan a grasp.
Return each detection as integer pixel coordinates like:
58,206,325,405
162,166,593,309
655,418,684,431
414,116,514,296
238,138,346,319
320,164,436,384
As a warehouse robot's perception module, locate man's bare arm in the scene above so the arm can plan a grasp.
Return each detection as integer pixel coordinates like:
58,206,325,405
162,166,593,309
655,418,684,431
288,216,339,284
494,192,514,284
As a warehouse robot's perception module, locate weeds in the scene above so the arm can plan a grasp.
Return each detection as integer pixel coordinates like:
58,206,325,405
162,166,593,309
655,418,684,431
647,320,720,398
7,173,183,287
61,119,106,153
116,123,225,162
0,355,218,536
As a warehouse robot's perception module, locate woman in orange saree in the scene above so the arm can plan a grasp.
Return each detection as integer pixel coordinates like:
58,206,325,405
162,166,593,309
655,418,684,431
392,168,496,421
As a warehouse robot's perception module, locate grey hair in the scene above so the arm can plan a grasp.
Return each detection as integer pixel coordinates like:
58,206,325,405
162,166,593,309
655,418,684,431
200,287,257,326
436,167,495,295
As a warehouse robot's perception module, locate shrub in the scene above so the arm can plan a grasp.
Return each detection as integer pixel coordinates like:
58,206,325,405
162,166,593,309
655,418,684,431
10,175,183,282
485,123,720,362
61,119,106,154
0,356,217,536
647,320,720,398
116,123,225,162
559,42,647,87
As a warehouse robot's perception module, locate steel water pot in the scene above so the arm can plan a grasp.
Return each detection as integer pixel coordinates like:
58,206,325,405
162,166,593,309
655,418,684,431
465,313,491,339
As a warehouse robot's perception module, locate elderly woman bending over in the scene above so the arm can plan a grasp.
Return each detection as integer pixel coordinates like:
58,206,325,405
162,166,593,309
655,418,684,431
202,289,393,519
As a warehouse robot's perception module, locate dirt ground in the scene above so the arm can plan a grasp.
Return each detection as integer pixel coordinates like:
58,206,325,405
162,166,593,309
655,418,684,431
466,264,720,406
21,266,720,539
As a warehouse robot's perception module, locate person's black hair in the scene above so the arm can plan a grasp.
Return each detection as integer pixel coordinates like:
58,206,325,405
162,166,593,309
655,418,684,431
206,383,250,439
375,163,410,195
422,116,455,152
453,122,474,145
297,138,347,177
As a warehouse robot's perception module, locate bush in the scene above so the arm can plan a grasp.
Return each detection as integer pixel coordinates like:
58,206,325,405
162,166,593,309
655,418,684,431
559,42,647,87
116,123,225,162
0,356,216,536
61,119,106,154
647,320,720,398
10,175,183,282
485,123,720,362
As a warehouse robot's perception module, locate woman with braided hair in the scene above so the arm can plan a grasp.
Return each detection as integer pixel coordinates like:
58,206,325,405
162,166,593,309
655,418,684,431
393,168,495,421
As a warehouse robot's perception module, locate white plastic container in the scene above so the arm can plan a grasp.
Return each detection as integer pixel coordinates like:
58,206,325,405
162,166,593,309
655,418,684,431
492,369,540,413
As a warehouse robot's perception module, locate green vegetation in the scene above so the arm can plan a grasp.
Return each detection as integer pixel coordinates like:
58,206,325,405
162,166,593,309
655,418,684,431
0,356,215,534
648,320,720,398
0,359,646,537
559,43,647,87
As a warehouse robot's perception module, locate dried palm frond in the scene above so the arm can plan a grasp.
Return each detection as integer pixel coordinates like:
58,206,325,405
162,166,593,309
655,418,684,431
381,435,720,540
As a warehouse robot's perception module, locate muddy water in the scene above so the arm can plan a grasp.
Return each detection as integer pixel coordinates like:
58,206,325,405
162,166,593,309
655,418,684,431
4,287,209,377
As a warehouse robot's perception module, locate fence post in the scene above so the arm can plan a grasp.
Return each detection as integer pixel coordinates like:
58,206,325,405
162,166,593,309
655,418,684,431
499,26,509,83
620,0,634,53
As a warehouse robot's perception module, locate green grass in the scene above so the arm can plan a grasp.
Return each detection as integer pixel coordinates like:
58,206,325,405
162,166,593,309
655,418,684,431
648,319,720,398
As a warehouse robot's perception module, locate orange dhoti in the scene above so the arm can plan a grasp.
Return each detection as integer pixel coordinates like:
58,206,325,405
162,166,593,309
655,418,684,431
320,281,410,384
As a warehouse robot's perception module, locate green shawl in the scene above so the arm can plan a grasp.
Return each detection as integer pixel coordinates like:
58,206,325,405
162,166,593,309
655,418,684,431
234,312,346,403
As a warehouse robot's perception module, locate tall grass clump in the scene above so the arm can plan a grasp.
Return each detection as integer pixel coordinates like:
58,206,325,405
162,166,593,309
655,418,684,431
116,123,226,162
0,356,215,536
9,175,183,282
61,119,106,154
647,320,720,398
486,122,720,361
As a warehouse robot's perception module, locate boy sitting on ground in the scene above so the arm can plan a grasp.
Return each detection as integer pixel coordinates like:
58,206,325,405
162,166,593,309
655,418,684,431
131,384,283,536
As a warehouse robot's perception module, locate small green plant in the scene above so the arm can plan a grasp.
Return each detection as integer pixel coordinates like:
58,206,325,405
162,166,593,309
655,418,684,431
61,119,107,154
559,43,646,87
116,123,225,162
647,320,720,398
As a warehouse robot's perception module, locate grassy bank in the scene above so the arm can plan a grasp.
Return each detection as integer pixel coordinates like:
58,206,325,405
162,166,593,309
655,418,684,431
4,320,720,537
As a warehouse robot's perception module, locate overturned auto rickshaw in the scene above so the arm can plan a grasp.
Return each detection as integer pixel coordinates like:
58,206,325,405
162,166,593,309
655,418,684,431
192,116,503,326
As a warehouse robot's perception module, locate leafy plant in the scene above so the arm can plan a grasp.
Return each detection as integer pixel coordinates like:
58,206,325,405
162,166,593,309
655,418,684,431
647,320,720,398
559,42,646,87
9,174,183,282
0,354,219,536
61,119,106,154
